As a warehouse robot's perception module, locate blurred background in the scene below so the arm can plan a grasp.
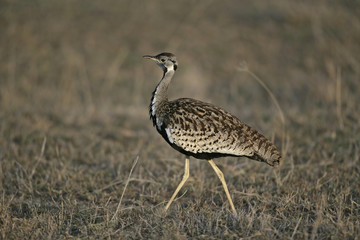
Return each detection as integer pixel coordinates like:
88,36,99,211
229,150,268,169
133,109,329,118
2,0,359,128
1,0,359,238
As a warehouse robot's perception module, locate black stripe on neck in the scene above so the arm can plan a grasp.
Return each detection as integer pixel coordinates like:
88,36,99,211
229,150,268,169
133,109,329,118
162,68,167,78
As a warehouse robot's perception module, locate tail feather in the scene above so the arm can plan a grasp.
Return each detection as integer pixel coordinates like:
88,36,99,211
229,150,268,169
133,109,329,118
250,151,280,166
249,130,281,166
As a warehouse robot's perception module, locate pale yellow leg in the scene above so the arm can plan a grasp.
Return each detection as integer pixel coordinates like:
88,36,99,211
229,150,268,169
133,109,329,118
165,158,190,211
208,160,237,214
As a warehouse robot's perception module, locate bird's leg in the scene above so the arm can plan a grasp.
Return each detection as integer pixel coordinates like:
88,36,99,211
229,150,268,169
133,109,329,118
208,160,237,214
165,157,190,211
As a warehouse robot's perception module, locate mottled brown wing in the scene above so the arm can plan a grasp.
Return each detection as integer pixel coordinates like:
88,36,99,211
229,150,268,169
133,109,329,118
165,98,280,166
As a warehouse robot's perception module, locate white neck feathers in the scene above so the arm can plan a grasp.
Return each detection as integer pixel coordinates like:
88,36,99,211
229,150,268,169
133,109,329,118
150,68,175,117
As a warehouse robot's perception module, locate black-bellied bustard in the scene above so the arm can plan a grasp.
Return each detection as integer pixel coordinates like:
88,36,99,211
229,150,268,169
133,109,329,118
143,52,281,214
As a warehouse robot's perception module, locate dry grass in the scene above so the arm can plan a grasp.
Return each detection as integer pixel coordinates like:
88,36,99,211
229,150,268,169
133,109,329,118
1,0,360,239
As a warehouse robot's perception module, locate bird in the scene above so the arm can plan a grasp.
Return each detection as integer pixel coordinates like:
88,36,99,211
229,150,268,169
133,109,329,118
143,52,281,214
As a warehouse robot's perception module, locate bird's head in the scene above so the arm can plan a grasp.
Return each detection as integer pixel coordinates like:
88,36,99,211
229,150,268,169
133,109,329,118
143,52,178,72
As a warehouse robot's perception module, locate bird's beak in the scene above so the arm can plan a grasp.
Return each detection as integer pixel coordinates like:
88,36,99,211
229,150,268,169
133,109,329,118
143,55,160,62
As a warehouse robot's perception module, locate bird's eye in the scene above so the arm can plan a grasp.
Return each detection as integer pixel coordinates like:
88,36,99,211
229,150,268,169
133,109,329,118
160,58,166,62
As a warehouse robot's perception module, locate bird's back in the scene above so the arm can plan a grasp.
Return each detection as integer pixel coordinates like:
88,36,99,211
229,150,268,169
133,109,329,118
156,98,281,166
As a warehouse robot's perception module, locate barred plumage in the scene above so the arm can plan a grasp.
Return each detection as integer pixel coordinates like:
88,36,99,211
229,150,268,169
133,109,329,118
152,98,280,165
144,52,281,214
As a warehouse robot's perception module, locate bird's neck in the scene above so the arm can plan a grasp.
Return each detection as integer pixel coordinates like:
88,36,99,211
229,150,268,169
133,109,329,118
150,68,175,117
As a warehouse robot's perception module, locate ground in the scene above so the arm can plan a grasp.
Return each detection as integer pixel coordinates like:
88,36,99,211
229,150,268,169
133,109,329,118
0,0,359,239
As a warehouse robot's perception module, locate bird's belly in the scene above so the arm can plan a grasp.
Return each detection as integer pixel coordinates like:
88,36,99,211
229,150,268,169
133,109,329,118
161,126,251,159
